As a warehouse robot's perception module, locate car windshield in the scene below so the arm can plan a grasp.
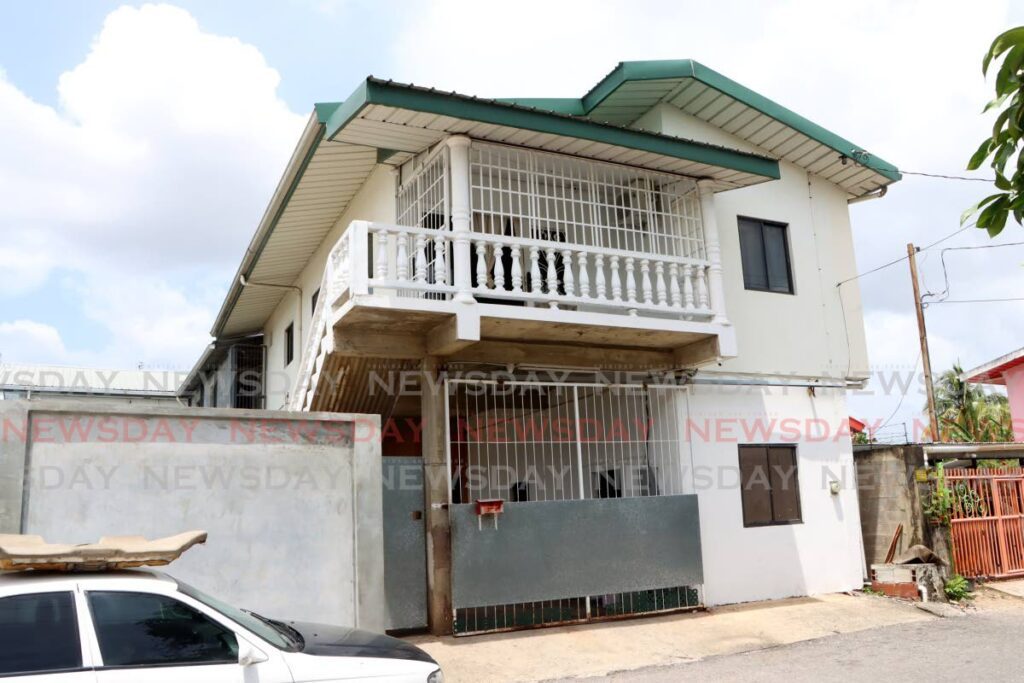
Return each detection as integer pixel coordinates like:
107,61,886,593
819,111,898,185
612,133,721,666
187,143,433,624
176,580,301,652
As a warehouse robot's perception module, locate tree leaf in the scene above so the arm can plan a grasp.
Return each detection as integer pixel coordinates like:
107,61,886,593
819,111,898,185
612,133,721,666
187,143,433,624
997,44,1024,94
984,92,1011,112
962,193,1004,224
967,138,994,170
983,27,1024,75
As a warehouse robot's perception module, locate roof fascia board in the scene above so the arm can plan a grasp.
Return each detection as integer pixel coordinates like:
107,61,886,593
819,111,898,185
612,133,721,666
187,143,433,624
963,346,1024,384
582,60,698,112
493,97,586,115
326,79,780,180
580,60,901,183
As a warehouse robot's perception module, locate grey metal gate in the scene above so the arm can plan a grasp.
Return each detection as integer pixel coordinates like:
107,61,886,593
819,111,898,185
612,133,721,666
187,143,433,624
445,380,703,635
381,456,428,631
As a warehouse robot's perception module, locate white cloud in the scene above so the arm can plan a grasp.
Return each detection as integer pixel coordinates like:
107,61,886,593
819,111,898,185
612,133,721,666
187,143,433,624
0,4,305,368
0,321,69,366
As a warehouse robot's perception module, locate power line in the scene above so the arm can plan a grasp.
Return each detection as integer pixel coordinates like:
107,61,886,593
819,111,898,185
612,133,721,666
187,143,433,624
923,240,1024,302
929,297,1024,305
874,350,921,436
899,170,995,182
835,223,975,288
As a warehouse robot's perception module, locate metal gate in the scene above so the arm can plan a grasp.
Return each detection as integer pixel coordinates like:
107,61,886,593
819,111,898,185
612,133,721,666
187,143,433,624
445,379,703,635
947,468,1024,578
382,457,428,631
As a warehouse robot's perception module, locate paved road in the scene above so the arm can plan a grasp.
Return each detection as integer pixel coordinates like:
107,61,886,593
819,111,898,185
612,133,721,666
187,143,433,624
570,611,1022,682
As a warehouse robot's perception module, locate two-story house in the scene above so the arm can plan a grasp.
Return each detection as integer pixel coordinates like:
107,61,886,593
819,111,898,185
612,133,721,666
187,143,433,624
180,60,899,635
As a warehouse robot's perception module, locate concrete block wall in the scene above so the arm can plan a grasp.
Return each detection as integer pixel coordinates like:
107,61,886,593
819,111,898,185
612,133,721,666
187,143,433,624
854,445,926,567
0,399,385,631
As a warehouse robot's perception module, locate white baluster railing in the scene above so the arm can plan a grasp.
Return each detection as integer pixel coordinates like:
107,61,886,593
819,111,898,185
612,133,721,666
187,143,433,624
459,231,714,319
292,219,718,409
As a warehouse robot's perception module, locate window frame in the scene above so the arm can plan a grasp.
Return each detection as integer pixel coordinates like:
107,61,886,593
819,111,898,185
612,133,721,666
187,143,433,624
0,589,87,678
737,444,803,528
284,322,295,367
84,589,241,671
737,216,795,295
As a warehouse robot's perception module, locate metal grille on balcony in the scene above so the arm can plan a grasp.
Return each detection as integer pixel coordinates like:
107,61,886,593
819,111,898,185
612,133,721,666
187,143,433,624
385,139,715,318
469,141,705,260
397,145,449,229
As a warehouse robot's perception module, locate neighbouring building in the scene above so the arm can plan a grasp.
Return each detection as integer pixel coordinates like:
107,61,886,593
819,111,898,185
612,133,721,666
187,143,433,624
963,347,1024,442
181,60,900,635
0,364,180,406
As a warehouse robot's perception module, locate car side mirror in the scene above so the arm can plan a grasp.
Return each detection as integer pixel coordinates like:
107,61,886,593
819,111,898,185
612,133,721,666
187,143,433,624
238,639,269,667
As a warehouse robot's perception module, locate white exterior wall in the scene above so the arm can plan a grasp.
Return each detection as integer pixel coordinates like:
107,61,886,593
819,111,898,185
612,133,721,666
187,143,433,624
262,166,396,409
677,384,865,605
250,105,875,609
636,104,869,381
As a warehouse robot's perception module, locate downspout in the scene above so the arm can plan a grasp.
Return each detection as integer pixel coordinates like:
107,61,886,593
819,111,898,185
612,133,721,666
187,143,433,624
847,186,888,205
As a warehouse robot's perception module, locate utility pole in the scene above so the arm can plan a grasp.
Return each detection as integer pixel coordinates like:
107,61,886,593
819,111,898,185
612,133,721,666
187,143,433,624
907,243,940,442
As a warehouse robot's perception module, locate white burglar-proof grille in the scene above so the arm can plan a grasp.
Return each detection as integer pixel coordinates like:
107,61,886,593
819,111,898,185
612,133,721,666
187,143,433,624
469,142,705,260
397,146,449,230
392,147,452,299
447,380,689,504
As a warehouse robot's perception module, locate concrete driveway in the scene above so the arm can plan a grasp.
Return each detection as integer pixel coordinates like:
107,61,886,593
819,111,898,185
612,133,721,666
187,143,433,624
410,592,934,682
568,587,1024,682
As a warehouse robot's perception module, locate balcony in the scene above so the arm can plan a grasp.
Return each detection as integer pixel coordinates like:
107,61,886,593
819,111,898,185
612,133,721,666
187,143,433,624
291,137,736,410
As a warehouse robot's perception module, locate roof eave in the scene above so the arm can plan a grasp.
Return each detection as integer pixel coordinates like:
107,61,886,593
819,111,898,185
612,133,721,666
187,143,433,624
963,346,1024,384
326,78,780,181
577,59,900,186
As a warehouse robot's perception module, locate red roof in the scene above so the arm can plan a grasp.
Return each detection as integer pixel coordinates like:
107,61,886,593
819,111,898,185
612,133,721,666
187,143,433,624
964,347,1024,385
848,416,866,433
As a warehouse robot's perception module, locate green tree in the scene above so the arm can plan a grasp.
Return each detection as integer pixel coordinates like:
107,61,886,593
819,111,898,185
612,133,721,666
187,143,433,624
966,27,1024,235
930,363,1013,442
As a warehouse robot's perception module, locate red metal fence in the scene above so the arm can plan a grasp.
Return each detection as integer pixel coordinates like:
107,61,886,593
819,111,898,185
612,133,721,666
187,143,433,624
947,468,1024,578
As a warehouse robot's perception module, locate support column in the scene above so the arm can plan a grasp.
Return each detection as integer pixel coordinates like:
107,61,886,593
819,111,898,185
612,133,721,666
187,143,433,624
420,356,454,634
697,180,730,325
447,136,475,305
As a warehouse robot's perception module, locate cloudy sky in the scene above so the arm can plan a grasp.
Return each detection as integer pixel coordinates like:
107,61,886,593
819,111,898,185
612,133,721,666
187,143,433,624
1,0,1023,431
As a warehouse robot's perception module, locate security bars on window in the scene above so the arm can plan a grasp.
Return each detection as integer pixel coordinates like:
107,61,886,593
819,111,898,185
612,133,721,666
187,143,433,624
446,380,690,504
469,142,705,259
384,139,714,317
392,145,453,300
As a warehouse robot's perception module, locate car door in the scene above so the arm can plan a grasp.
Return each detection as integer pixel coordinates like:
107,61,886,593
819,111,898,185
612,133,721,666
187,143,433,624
83,589,284,683
0,590,96,682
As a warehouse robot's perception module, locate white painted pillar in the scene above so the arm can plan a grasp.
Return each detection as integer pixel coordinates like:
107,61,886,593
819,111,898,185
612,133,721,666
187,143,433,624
447,136,475,304
697,180,730,325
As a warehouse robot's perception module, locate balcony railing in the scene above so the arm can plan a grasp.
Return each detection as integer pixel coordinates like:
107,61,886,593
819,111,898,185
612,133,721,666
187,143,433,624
290,136,730,409
350,222,714,319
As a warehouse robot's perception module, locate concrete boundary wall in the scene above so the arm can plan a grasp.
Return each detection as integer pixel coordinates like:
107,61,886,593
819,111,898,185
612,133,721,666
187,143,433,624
0,400,385,631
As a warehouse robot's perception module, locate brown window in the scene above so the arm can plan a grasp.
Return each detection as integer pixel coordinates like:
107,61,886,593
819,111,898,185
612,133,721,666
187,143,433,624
738,445,802,527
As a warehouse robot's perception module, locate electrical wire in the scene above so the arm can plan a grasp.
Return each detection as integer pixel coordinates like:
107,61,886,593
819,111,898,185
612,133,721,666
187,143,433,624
874,350,922,436
929,297,1024,305
923,240,1024,303
835,223,975,288
898,170,995,182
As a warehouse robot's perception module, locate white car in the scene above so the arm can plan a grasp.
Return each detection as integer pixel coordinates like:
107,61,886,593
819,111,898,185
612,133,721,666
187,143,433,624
0,569,442,682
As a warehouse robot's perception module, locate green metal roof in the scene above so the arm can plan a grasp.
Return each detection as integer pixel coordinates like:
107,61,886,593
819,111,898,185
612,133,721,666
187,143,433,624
321,77,780,182
501,59,901,194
